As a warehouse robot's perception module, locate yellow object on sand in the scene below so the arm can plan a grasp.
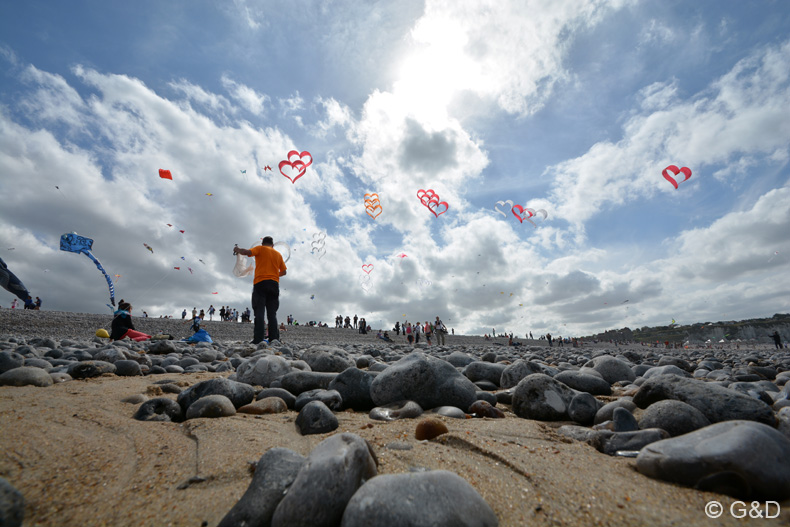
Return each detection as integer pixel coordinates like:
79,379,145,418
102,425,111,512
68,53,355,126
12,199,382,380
95,328,110,339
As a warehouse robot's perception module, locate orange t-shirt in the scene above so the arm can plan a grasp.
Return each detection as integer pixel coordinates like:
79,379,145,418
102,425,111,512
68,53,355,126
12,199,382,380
249,245,286,284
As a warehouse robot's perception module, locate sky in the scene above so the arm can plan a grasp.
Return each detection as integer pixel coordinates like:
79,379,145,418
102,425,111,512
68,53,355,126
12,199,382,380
1,0,789,336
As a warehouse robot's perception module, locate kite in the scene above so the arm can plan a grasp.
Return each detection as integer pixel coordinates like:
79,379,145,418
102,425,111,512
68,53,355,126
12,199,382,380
494,200,514,218
159,169,173,180
240,170,246,174
310,294,315,300
278,150,312,184
59,233,115,306
662,165,692,189
166,224,172,227
212,292,218,294
144,243,154,253
417,189,449,217
511,204,532,224
188,267,193,274
0,257,31,301
362,263,374,274
113,274,122,282
174,267,181,270
205,193,213,197
179,230,185,234
364,193,382,219
199,259,205,265
181,257,186,260
311,232,326,259
273,241,291,263
264,165,272,171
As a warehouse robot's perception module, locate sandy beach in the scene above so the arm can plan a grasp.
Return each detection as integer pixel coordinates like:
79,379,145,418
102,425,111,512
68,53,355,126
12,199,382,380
1,310,788,526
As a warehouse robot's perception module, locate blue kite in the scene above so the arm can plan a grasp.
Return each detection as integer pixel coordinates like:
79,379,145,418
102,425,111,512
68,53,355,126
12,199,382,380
60,233,115,306
0,257,31,301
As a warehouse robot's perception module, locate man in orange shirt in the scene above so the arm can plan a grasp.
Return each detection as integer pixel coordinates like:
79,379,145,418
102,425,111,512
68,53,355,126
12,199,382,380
233,236,287,344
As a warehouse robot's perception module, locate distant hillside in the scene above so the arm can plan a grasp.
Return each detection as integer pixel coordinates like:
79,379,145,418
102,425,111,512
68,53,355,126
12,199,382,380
586,313,790,345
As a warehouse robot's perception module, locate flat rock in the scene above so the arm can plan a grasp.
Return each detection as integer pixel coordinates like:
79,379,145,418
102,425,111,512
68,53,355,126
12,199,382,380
555,370,611,395
341,470,498,527
637,421,790,500
279,371,337,395
633,374,775,425
369,401,424,421
238,397,288,415
0,366,54,387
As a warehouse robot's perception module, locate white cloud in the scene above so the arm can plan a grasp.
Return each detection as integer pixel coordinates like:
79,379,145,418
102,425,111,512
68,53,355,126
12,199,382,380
221,75,269,115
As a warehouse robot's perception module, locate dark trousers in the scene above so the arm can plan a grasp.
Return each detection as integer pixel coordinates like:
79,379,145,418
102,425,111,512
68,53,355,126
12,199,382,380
252,280,279,342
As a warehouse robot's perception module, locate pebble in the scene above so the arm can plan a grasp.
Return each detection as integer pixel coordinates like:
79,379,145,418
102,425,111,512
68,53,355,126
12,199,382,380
238,396,289,415
256,387,296,409
637,399,711,437
369,400,423,421
415,417,450,440
511,373,576,421
133,397,184,422
185,394,236,419
295,400,338,435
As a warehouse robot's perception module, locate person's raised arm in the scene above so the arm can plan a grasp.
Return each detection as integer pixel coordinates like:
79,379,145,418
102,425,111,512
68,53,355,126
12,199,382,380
234,247,253,257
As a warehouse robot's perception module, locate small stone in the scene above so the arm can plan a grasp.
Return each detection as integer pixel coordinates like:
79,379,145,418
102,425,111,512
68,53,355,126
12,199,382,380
121,394,148,404
238,397,288,415
468,400,505,418
295,400,338,435
133,397,184,422
415,417,449,440
369,400,424,421
185,394,236,419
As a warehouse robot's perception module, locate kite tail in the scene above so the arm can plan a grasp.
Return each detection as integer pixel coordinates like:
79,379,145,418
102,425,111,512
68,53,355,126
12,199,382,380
0,257,31,301
83,251,115,306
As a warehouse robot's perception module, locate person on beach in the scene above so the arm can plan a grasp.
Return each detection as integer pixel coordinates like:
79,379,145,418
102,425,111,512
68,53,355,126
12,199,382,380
208,305,215,321
34,297,42,309
182,309,187,320
435,316,446,345
772,331,783,349
233,236,287,344
24,295,35,309
11,299,17,309
406,323,414,345
394,321,400,335
110,301,151,341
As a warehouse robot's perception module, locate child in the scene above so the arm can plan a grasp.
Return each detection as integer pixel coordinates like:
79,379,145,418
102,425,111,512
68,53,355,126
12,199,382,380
110,301,151,341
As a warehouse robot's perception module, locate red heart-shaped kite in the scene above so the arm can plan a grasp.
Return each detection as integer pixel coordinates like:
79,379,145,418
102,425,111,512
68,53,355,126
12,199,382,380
287,150,313,169
279,159,306,184
362,263,374,274
427,200,449,217
662,165,692,189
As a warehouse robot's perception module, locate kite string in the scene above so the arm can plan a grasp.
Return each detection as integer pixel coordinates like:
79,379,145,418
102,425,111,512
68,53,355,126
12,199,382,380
110,267,172,322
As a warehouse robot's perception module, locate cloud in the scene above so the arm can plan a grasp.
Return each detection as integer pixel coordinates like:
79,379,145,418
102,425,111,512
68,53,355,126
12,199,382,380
221,75,269,115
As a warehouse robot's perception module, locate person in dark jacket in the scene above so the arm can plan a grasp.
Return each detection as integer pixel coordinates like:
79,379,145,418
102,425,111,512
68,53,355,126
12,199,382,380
110,301,151,341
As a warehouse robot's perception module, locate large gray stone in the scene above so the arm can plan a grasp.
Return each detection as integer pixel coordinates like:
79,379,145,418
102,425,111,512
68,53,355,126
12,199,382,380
279,371,337,395
236,355,292,387
66,360,116,379
463,361,507,387
341,470,498,527
114,360,143,377
637,421,790,500
0,351,24,374
370,353,478,411
555,370,611,395
511,373,577,421
300,345,355,373
176,377,254,413
328,367,376,411
499,360,545,389
295,389,343,411
583,355,635,384
218,448,306,527
633,374,775,425
271,433,377,527
638,399,711,437
0,366,54,387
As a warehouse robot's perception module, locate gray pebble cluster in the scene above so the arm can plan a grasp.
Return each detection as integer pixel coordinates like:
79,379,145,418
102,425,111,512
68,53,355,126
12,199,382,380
2,309,790,525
